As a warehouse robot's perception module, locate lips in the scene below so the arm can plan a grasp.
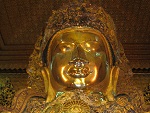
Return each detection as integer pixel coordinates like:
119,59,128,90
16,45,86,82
67,66,91,78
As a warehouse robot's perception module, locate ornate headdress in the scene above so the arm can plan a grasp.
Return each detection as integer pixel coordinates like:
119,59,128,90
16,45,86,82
4,1,145,113
41,0,120,66
27,0,130,93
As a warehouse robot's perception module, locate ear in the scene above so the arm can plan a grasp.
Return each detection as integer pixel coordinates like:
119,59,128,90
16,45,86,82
41,67,56,103
112,66,120,96
105,66,120,101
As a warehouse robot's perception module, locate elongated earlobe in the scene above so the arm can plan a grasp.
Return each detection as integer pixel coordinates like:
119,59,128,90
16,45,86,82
105,66,120,101
112,66,120,95
41,67,56,103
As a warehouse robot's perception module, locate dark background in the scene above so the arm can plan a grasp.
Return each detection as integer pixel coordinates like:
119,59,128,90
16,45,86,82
0,0,150,69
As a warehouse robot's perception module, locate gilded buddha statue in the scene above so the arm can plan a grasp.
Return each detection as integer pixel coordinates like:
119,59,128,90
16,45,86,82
1,0,149,113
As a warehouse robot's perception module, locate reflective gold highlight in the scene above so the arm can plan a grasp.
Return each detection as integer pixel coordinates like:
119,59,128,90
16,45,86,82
46,27,113,92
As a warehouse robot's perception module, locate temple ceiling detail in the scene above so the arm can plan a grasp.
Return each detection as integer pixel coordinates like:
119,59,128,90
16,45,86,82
0,0,150,69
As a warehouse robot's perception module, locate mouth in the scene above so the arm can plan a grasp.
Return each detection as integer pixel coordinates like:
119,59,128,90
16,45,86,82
67,66,92,78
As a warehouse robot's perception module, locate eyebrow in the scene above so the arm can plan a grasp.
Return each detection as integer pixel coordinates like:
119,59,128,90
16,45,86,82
59,40,99,43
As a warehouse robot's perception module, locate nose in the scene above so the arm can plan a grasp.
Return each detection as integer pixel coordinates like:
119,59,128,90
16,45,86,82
71,45,87,61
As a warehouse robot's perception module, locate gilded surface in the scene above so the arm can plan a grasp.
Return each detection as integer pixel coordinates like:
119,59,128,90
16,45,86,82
26,35,45,92
24,90,137,113
1,0,149,113
48,27,112,91
0,78,15,107
144,83,150,105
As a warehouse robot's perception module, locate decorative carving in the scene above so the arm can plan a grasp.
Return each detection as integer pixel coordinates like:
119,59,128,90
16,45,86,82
41,1,120,65
144,83,150,105
40,90,136,113
1,0,149,113
26,35,45,93
0,78,15,108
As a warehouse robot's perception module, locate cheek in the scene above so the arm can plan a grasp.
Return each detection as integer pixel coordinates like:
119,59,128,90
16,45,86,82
85,52,108,81
51,53,72,69
97,53,108,82
85,52,101,64
51,54,69,83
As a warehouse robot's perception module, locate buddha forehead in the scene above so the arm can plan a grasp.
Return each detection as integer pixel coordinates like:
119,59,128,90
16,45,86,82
51,27,104,44
47,27,112,66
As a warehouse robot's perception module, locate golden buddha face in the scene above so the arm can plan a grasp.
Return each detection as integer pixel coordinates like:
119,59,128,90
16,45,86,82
48,27,112,90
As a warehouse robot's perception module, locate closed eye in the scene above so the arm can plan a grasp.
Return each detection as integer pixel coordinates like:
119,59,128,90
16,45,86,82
57,42,75,53
80,41,101,52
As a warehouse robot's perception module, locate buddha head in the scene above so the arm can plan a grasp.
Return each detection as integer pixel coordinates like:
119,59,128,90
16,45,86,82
28,1,122,102
47,27,112,91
